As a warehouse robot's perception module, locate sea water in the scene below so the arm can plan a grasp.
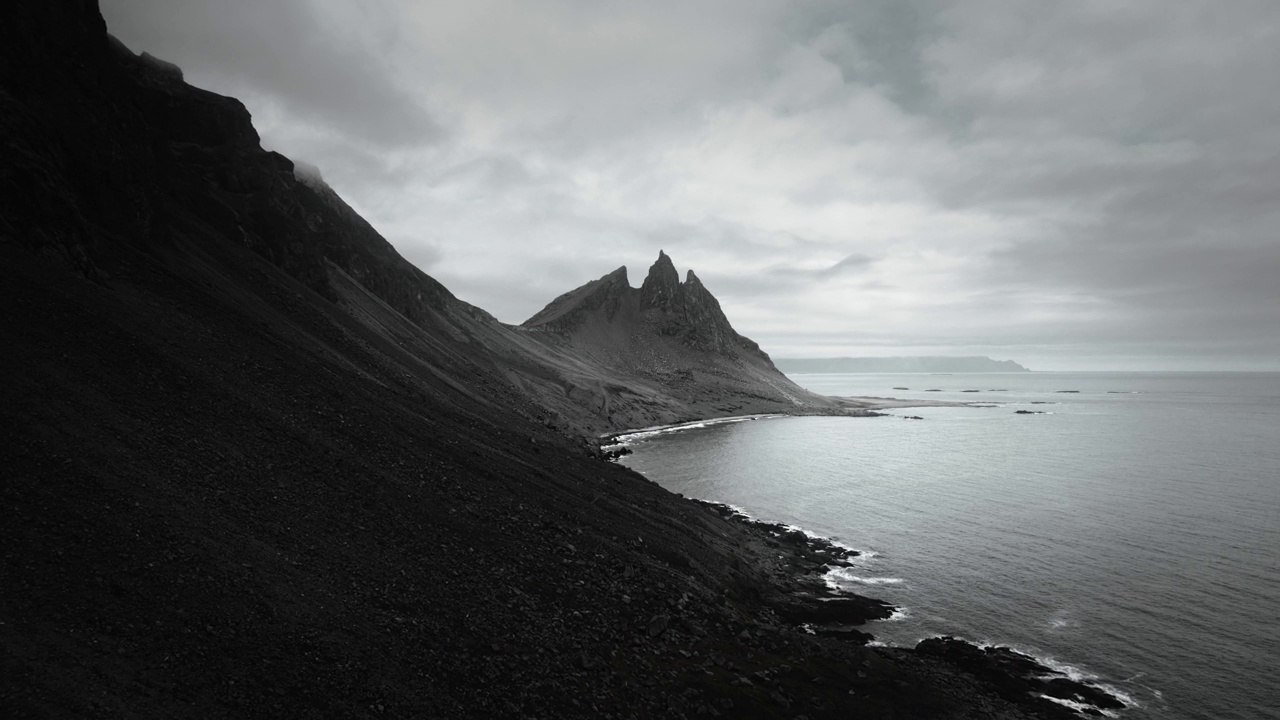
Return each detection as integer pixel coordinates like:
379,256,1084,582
617,372,1280,719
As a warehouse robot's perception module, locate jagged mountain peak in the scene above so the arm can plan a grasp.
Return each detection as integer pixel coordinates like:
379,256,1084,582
604,265,629,284
522,264,631,330
523,252,774,363
640,250,682,311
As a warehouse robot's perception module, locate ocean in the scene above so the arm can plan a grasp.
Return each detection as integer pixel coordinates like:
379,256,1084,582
617,372,1280,719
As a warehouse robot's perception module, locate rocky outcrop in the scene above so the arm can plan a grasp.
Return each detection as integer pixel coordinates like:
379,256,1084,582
635,253,761,356
671,268,745,355
916,638,1124,716
639,250,682,311
531,250,768,358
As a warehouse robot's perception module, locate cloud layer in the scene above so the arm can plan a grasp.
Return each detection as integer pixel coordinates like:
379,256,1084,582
102,0,1280,369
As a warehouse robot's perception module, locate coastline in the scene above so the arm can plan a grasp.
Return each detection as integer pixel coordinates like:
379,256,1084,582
598,394,970,446
608,414,1129,719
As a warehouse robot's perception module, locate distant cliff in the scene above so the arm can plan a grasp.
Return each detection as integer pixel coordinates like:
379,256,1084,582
776,357,1031,373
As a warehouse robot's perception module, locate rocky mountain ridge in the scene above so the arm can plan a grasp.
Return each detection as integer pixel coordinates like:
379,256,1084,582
525,251,764,359
519,251,843,430
634,251,747,355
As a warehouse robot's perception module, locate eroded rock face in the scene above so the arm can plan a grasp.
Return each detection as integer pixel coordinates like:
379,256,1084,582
530,250,769,359
639,250,682,312
637,254,747,354
523,266,630,331
675,268,742,354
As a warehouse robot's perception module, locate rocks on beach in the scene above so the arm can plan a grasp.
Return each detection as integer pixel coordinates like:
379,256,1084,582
694,501,893,631
916,637,1124,716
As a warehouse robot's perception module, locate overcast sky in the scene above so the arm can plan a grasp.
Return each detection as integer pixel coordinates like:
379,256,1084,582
103,0,1279,370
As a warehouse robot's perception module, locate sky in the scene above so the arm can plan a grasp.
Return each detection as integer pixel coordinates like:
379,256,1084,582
102,0,1280,371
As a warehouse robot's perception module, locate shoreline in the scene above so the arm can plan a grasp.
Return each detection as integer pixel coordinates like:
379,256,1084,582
692,498,1129,717
612,419,1130,718
692,500,895,642
598,395,971,446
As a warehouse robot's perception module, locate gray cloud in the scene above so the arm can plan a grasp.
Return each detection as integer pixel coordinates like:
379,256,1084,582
100,0,1280,370
102,0,440,147
820,253,876,277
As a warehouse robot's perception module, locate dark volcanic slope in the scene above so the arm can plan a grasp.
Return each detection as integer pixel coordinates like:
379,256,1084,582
0,1,810,441
2,4,1099,719
522,252,840,431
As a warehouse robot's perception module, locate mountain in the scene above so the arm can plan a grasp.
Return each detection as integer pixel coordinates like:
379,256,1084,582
521,251,841,429
1,3,1106,718
0,0,829,439
775,357,1032,374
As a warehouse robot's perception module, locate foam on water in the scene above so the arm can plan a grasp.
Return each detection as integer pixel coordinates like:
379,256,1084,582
1048,613,1078,630
1039,694,1121,717
611,414,784,444
972,640,1143,710
826,567,904,585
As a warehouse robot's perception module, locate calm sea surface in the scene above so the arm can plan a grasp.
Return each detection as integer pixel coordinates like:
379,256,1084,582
618,372,1280,720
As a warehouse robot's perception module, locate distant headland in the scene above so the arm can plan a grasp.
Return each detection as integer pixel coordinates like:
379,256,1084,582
775,356,1031,373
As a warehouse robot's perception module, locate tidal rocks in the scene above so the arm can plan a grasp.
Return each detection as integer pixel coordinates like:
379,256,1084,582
812,626,876,644
771,596,895,626
693,501,894,636
601,444,632,460
916,637,1124,716
1041,677,1126,711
